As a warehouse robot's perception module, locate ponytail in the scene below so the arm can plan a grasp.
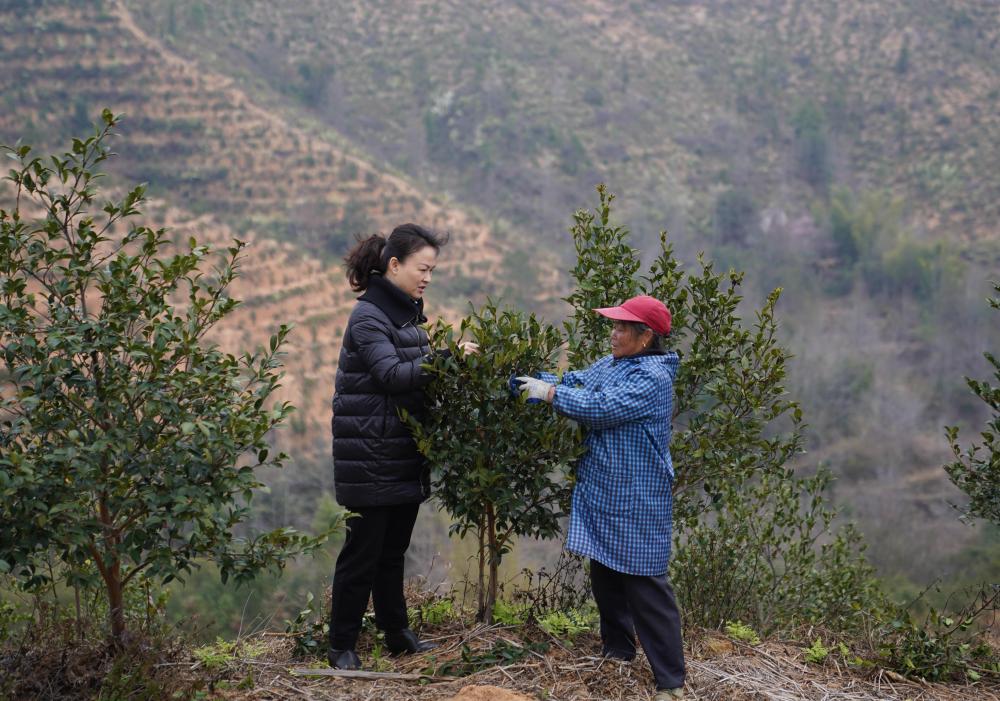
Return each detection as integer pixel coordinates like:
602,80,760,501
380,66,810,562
343,224,448,292
344,233,387,292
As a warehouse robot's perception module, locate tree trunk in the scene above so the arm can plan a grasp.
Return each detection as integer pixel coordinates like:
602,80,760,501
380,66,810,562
106,559,125,647
97,496,126,647
476,516,486,622
485,502,498,625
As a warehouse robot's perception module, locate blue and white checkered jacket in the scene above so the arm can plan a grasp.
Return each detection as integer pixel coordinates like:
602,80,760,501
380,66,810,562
541,350,680,576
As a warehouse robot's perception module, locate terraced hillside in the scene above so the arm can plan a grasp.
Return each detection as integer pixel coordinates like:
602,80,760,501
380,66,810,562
125,0,1000,252
0,0,510,285
0,0,533,470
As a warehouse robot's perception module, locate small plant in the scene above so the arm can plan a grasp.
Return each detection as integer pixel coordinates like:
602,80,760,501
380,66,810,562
434,640,549,677
945,281,1000,527
724,620,761,645
284,592,328,658
416,598,454,626
805,638,829,664
369,641,393,672
492,599,529,626
192,638,236,670
538,608,595,640
408,303,585,623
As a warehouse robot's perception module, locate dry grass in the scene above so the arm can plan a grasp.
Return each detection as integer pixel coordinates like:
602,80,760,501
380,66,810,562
202,623,1000,701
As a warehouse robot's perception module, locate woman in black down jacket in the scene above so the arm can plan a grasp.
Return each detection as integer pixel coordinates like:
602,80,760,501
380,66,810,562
328,223,473,669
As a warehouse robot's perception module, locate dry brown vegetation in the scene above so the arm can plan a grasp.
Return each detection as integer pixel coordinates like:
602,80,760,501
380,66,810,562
124,623,1000,701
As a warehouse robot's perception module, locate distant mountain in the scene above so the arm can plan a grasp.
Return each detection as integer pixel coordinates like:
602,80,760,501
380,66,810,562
0,0,528,467
123,0,1000,252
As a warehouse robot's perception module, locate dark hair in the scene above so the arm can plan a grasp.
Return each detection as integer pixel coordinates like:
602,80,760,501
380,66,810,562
343,223,449,292
623,320,664,351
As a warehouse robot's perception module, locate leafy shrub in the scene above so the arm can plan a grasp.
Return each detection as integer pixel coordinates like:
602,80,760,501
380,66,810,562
0,114,340,645
873,588,1000,682
284,591,327,658
409,303,585,622
564,186,879,636
945,282,1000,526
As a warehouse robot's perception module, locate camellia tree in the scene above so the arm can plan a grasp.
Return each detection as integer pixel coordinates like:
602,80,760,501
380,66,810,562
407,303,585,622
563,185,877,633
0,112,335,645
945,283,1000,526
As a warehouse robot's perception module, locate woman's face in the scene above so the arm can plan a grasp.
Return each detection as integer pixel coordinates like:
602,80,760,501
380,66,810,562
610,321,650,358
386,245,438,299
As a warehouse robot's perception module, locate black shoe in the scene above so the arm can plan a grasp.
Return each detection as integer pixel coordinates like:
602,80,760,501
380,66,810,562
328,648,361,669
384,628,437,655
603,647,636,662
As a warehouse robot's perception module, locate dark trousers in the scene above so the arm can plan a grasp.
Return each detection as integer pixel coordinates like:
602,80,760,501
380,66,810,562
590,558,686,690
329,503,420,650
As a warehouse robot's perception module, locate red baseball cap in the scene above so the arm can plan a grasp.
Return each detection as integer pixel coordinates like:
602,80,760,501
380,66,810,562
594,295,672,335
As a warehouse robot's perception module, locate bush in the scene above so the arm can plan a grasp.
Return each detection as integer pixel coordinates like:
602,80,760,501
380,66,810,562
945,282,1000,526
0,113,336,645
564,186,880,635
408,303,585,622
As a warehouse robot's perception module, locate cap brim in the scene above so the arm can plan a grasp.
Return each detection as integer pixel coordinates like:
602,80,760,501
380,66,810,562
594,305,645,323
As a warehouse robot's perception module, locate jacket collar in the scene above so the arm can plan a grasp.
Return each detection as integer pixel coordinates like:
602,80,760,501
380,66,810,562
613,348,667,364
359,274,427,327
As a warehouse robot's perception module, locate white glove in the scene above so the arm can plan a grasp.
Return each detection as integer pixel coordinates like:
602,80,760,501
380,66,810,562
515,376,554,403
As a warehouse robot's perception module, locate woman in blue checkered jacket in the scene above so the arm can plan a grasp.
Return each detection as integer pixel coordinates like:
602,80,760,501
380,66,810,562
515,295,687,700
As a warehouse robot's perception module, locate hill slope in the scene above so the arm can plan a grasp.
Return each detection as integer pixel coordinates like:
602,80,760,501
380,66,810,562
125,0,1000,251
0,0,539,471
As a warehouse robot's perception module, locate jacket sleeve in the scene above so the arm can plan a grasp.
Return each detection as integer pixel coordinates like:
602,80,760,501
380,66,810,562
552,367,661,430
353,317,432,393
537,364,593,387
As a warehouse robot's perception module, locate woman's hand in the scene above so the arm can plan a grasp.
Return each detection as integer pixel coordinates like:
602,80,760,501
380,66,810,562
459,340,480,355
514,376,555,403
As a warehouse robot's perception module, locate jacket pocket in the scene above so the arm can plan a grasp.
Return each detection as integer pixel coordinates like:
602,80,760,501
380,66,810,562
578,441,635,515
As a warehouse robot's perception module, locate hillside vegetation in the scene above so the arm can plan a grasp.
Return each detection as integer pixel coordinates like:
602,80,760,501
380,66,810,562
0,0,535,469
3,0,999,673
118,0,1000,591
126,0,1000,250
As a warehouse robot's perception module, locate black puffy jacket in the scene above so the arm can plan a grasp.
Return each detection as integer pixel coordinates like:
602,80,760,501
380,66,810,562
331,275,434,508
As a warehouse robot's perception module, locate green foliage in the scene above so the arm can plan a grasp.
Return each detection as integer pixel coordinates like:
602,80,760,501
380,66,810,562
724,620,761,645
0,114,338,643
874,590,1000,682
791,101,831,191
565,186,878,636
713,187,757,246
284,591,327,658
945,283,1000,525
192,638,236,670
537,606,596,640
804,638,830,664
417,597,454,626
433,640,549,677
408,303,585,622
564,184,640,368
491,598,529,626
824,186,964,302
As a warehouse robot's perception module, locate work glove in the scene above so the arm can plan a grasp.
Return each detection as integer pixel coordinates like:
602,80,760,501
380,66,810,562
513,375,553,403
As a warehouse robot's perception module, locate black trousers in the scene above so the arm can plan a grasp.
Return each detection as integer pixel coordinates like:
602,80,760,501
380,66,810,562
328,503,420,650
589,558,686,690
